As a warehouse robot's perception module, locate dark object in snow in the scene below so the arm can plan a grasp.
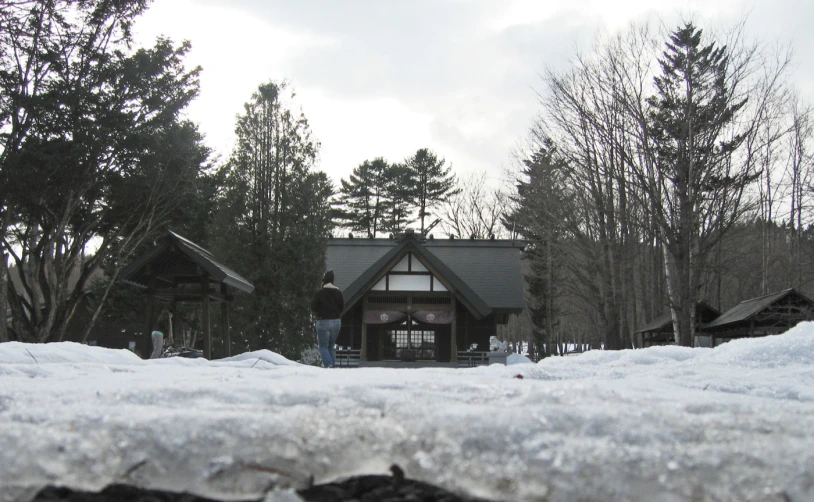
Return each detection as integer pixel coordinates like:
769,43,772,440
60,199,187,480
389,463,405,482
161,347,204,359
32,484,228,501
298,471,488,502
32,472,492,501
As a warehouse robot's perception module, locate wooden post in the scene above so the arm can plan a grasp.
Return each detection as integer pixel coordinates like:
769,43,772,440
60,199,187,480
144,272,156,358
450,295,458,362
202,273,211,359
221,283,231,357
361,322,368,361
168,299,176,347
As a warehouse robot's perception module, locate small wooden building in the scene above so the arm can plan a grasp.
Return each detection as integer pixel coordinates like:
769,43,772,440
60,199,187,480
697,288,814,347
634,302,721,347
119,231,254,359
326,230,525,364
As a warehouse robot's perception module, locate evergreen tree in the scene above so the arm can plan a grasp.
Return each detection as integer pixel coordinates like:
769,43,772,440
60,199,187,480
0,0,205,343
506,144,572,359
647,23,753,346
380,162,414,234
404,148,460,234
209,81,332,359
336,158,388,237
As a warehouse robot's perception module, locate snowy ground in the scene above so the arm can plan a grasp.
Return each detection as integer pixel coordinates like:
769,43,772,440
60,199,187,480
2,324,814,502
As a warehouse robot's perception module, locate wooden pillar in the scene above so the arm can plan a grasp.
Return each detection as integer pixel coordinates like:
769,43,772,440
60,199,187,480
450,295,458,362
361,322,368,361
221,283,231,357
168,299,176,346
202,273,211,359
144,272,156,358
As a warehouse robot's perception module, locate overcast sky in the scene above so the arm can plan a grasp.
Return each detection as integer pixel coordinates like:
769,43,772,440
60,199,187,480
133,0,814,188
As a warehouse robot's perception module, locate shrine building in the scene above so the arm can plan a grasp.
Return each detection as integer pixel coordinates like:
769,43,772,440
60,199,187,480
325,230,525,365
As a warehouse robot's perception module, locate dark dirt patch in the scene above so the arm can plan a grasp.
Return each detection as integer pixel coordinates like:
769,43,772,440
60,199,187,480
33,465,490,502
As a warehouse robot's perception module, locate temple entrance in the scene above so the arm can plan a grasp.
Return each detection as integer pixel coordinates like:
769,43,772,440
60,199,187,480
365,318,451,362
382,318,437,360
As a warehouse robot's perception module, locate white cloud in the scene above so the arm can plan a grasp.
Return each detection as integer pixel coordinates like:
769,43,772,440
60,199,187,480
130,0,814,188
295,88,435,181
133,0,335,156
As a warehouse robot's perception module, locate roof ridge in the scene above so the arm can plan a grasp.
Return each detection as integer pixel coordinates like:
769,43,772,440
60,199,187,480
738,288,793,304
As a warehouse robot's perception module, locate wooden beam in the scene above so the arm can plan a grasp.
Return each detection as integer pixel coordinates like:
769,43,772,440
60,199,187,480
170,295,231,303
361,322,368,361
450,296,458,362
168,300,176,346
145,272,156,358
174,276,215,284
202,273,211,359
151,288,232,302
221,283,230,357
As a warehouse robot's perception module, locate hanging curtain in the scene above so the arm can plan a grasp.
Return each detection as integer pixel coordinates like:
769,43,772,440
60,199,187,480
411,310,455,325
362,310,408,324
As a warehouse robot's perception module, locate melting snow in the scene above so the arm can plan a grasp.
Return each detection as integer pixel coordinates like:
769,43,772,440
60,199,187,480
2,323,814,501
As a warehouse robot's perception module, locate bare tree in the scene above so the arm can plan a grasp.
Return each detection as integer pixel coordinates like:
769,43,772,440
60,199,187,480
441,171,509,239
786,97,813,289
530,18,797,348
641,24,792,345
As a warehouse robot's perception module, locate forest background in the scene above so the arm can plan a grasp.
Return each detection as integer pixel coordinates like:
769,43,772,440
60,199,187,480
1,1,812,360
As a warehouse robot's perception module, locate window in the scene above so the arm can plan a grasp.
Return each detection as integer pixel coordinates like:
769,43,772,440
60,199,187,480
376,252,446,292
384,319,436,360
391,254,410,272
389,274,431,291
372,277,387,290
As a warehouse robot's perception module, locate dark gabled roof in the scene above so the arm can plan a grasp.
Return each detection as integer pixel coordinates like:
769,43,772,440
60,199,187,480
702,288,812,329
326,234,525,319
424,240,525,311
336,238,411,309
119,230,254,294
634,301,721,334
634,311,673,334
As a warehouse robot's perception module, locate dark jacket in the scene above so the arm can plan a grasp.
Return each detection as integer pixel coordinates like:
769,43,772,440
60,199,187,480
311,283,344,320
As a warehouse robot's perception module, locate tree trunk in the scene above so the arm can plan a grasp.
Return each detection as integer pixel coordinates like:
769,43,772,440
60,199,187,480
0,251,8,342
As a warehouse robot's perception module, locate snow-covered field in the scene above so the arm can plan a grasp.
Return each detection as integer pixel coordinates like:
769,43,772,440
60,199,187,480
2,324,814,502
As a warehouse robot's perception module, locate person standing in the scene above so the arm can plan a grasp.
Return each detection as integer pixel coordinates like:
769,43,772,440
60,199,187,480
311,269,344,367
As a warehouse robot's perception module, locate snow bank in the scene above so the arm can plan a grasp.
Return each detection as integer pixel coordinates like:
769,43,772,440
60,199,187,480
215,349,299,367
697,321,814,368
0,341,144,365
506,353,533,365
1,325,814,502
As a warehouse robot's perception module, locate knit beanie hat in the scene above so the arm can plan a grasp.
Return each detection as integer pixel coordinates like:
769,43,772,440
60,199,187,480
322,269,335,285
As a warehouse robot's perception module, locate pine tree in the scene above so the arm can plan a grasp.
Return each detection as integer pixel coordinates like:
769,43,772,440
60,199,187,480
647,23,752,346
404,149,460,234
210,81,332,358
506,144,571,359
380,162,414,234
336,158,388,237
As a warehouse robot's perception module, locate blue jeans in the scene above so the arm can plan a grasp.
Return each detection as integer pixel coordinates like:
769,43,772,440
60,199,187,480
315,319,341,367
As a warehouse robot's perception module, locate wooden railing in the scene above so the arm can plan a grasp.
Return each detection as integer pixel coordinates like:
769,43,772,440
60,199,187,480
456,351,490,368
335,349,361,367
